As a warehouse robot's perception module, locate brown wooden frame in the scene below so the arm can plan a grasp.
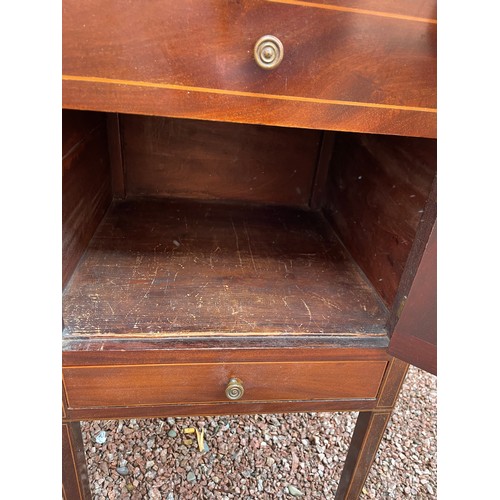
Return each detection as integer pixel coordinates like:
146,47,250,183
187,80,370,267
62,0,437,496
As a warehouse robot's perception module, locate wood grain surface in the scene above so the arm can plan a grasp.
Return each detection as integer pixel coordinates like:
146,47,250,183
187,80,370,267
121,115,321,206
323,133,436,307
106,113,126,198
275,0,436,20
375,357,409,409
388,222,436,374
62,78,436,138
62,198,389,337
63,398,381,422
335,355,409,499
62,110,102,157
62,0,436,137
62,340,390,366
63,360,387,408
62,422,92,500
62,110,112,288
61,0,438,493
335,410,393,499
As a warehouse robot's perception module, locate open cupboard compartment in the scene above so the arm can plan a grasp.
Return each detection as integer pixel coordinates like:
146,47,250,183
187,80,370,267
62,110,436,347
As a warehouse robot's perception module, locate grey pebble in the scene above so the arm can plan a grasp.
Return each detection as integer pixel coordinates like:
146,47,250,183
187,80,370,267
287,485,305,497
168,429,177,438
116,466,129,476
167,417,176,426
187,471,196,482
95,430,107,444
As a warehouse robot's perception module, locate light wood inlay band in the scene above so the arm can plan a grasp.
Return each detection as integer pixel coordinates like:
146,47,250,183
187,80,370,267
63,360,386,369
62,75,437,114
267,0,437,24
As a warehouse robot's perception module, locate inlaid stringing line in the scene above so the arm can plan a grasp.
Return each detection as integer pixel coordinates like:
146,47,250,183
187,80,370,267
62,75,437,114
266,0,437,24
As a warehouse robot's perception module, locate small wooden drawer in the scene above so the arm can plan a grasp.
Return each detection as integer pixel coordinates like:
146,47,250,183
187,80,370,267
62,0,436,137
63,360,387,409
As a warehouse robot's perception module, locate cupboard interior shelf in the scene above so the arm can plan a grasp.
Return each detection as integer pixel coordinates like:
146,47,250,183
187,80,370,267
62,198,389,339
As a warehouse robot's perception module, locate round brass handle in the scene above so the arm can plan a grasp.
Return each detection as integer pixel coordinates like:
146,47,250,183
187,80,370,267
254,35,284,70
225,378,244,400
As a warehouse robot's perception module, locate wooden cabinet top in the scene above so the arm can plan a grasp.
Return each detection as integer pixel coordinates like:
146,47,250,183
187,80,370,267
62,0,436,137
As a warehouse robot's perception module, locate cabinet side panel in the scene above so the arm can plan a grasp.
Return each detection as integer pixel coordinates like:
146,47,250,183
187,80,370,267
122,115,321,207
62,110,112,288
322,133,436,306
388,221,436,374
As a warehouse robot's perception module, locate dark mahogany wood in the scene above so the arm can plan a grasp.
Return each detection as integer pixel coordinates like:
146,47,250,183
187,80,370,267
375,357,409,409
298,0,436,19
322,132,436,307
62,0,437,106
62,198,389,337
106,113,125,199
336,410,393,499
62,110,112,288
121,115,321,206
335,357,408,499
386,176,436,374
63,79,436,138
62,109,102,157
62,0,437,494
388,222,436,374
310,131,336,209
62,338,391,365
62,0,436,137
62,422,92,500
63,360,387,409
64,399,381,422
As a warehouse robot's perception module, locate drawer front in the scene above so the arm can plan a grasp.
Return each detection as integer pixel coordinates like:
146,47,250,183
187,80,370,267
63,360,387,409
62,0,436,137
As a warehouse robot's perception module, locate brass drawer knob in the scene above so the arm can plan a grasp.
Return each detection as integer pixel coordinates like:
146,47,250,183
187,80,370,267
225,378,244,400
254,35,284,70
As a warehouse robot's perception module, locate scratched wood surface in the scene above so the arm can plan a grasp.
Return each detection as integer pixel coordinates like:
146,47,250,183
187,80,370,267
121,115,321,206
62,198,389,337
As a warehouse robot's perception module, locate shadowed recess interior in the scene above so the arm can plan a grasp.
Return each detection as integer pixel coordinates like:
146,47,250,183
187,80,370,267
62,112,435,340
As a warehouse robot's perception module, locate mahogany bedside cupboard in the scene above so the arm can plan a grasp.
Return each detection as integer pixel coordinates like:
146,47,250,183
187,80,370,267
62,1,437,498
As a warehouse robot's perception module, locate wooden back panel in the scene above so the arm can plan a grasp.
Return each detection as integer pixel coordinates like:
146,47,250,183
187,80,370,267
62,110,112,288
322,133,436,306
122,115,322,206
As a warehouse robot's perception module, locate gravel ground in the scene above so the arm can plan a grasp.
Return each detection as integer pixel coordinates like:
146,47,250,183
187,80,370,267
81,365,436,499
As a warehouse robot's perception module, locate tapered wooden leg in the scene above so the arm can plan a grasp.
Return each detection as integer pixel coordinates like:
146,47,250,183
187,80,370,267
335,357,409,499
335,410,391,499
62,422,92,500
